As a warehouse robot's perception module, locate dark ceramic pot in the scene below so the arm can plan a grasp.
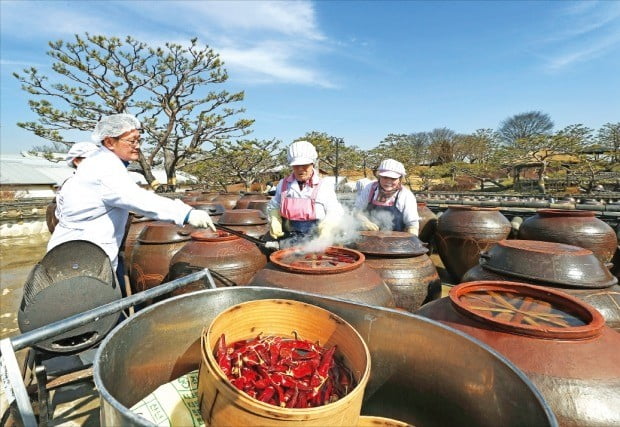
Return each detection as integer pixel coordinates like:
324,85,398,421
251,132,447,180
519,209,617,263
248,246,395,307
462,240,620,331
181,192,220,203
186,202,225,224
123,216,158,273
436,206,511,281
416,281,620,427
351,231,441,312
168,230,267,294
611,246,620,279
246,199,271,214
129,222,192,293
234,192,269,209
212,193,242,210
416,202,437,244
217,209,269,239
45,200,58,233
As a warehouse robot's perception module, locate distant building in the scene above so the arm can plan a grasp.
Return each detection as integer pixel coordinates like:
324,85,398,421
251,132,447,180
1,152,197,199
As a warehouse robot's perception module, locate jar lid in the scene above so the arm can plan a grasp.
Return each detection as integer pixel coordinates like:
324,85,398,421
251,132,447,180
187,202,225,216
535,209,595,217
449,281,605,339
352,231,428,256
479,240,617,289
137,223,193,244
190,230,240,242
270,246,364,274
446,205,500,211
218,209,268,225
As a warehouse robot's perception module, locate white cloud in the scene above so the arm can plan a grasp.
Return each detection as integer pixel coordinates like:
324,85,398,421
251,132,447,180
539,1,620,71
0,0,336,88
544,30,620,72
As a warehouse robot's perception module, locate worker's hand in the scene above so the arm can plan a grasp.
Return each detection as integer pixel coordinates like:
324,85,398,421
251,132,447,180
268,209,285,239
356,212,379,231
187,210,216,231
406,223,419,236
317,218,339,239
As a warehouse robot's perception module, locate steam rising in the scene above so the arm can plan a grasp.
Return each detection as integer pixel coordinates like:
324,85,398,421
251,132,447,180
279,206,396,254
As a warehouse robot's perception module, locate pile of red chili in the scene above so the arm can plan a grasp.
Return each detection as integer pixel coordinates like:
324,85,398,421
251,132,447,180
214,333,356,408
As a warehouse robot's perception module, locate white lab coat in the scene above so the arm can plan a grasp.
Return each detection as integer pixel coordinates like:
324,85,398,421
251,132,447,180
48,147,192,269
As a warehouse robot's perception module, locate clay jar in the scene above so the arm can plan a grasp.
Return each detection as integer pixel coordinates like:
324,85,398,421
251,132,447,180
519,209,617,263
246,199,271,214
416,202,437,244
351,231,441,312
168,230,267,295
234,192,269,209
436,206,511,281
611,246,620,279
186,202,225,224
462,240,620,331
416,281,620,427
212,193,242,210
248,246,395,308
123,216,158,273
217,209,269,239
181,192,220,203
129,222,192,293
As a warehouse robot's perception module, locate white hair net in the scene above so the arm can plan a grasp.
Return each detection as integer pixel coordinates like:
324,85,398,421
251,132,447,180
91,113,141,142
65,142,100,167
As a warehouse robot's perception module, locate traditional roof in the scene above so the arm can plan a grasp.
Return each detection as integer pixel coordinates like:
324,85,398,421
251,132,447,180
0,154,73,185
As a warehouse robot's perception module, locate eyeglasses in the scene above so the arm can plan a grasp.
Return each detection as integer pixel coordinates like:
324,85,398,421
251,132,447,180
117,137,141,147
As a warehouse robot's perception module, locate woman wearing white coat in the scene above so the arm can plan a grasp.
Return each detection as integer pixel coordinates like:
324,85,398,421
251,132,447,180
47,114,215,271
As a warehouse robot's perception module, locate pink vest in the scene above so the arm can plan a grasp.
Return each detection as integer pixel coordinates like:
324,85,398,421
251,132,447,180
280,174,321,221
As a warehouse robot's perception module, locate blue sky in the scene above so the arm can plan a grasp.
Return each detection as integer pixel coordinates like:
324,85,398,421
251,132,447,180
1,0,619,154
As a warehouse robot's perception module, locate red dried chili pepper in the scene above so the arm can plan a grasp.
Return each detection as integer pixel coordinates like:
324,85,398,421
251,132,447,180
291,361,314,379
317,345,336,378
214,334,355,409
285,387,299,408
216,334,232,376
258,386,275,403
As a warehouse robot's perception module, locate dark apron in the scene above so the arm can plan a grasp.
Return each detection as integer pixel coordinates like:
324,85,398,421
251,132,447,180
366,185,404,231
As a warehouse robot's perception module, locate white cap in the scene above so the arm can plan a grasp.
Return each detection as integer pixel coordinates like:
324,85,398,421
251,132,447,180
65,142,100,167
92,113,141,142
377,159,406,178
287,140,317,166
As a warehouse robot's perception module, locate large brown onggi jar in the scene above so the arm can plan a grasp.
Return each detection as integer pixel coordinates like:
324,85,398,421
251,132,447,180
246,199,271,214
416,281,620,427
436,206,511,281
416,202,437,244
181,192,220,204
351,231,441,312
462,240,620,331
234,192,269,209
168,230,267,295
212,193,242,210
519,209,617,263
611,245,620,279
248,246,395,307
129,222,192,294
122,216,158,273
217,209,269,239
